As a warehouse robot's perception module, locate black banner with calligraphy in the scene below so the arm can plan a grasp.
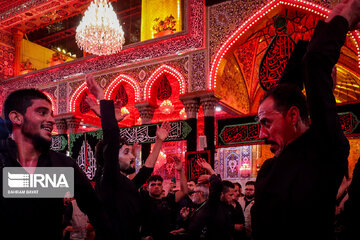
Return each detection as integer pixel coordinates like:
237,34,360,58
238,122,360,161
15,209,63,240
218,115,261,146
119,120,192,144
69,131,103,181
185,150,211,181
217,102,360,146
336,102,360,135
50,134,68,153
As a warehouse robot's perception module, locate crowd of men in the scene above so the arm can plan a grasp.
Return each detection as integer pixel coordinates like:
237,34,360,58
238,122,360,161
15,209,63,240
0,0,360,239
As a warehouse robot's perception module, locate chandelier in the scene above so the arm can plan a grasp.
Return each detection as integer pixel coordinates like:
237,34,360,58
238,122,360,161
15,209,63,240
179,108,187,119
159,100,174,115
75,0,125,56
121,107,129,115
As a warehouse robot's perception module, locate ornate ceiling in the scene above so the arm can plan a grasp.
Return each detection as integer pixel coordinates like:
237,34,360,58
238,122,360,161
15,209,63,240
215,6,360,115
0,0,93,34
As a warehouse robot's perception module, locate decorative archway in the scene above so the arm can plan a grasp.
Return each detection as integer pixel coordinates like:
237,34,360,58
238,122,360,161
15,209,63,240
209,0,360,114
104,74,141,126
42,91,56,113
104,74,140,101
69,82,87,113
145,64,186,102
145,64,186,122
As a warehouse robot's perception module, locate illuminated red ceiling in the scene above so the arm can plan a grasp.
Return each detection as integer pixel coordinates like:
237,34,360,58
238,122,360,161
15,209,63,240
0,0,92,34
0,0,32,14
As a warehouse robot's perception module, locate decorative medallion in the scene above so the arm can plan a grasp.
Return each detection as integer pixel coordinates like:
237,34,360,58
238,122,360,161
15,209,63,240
157,74,172,100
79,91,90,114
115,83,129,106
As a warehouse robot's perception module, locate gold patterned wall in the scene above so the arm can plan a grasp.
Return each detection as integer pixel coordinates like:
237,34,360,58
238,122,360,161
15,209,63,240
348,138,360,178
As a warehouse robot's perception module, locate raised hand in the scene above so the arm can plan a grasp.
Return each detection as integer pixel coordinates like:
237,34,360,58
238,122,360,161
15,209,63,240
198,174,211,184
156,122,171,142
327,0,360,30
180,207,190,220
85,96,100,118
114,100,128,122
172,155,183,172
85,74,104,100
196,158,214,174
326,0,350,23
84,97,128,122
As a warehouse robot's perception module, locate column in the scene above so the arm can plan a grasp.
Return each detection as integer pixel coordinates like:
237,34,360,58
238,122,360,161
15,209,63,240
200,92,219,167
64,115,81,134
180,94,200,152
54,117,68,135
135,102,157,162
12,29,23,77
135,102,157,125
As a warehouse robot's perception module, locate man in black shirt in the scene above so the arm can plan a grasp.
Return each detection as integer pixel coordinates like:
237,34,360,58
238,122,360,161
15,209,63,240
85,75,171,240
141,155,188,240
222,181,245,239
253,0,359,239
0,89,107,239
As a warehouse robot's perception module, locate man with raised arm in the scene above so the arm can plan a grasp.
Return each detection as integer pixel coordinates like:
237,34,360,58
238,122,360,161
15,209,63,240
253,0,360,239
85,75,171,240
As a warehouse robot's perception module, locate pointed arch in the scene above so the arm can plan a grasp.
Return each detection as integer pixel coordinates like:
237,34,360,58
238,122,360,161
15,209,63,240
209,0,360,90
42,91,56,113
104,74,140,102
144,64,186,101
69,82,87,113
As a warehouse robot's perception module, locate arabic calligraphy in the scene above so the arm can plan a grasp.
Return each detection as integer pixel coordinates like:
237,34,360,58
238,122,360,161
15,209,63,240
221,123,260,144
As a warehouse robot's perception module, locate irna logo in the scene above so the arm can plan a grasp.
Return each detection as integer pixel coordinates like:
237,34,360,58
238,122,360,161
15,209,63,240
8,172,69,188
3,167,74,198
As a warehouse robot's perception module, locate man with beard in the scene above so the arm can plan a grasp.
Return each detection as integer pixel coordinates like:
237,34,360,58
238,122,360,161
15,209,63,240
253,0,359,239
0,89,108,239
85,75,171,240
170,183,209,238
238,181,255,239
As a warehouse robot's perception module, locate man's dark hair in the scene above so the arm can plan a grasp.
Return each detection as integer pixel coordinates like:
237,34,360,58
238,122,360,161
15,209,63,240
233,182,242,189
94,137,129,183
3,89,51,133
148,175,163,184
95,137,129,168
260,83,309,125
221,180,235,194
245,181,256,187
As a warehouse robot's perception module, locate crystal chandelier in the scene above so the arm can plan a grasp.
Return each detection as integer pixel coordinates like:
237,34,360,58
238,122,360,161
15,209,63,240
76,0,125,56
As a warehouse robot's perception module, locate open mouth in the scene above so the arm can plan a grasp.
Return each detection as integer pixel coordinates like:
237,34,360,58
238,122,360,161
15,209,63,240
42,125,53,133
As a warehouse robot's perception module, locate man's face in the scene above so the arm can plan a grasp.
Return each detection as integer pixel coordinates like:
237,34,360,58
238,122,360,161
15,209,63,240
22,99,54,150
187,181,196,192
118,145,136,174
233,185,240,201
191,187,204,204
221,187,235,205
148,180,163,198
244,184,255,199
258,97,293,157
